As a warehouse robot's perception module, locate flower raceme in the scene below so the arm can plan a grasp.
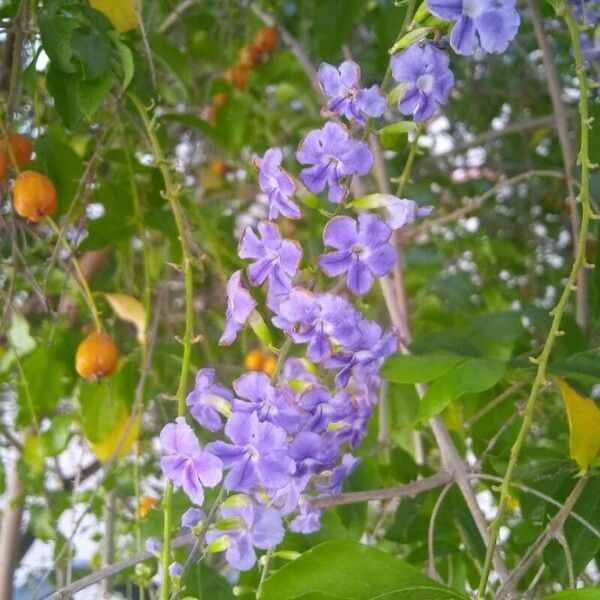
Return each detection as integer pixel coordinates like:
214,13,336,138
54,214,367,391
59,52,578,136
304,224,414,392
158,24,521,575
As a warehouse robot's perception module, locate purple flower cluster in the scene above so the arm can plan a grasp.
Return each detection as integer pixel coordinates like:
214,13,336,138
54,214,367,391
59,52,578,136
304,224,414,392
157,15,522,577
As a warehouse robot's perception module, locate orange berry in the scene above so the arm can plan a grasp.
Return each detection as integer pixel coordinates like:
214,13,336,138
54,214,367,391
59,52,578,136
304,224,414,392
139,495,157,518
263,355,277,377
0,151,7,181
12,170,57,222
244,348,265,371
75,332,119,380
228,64,248,90
210,159,229,176
239,45,263,68
254,27,278,53
212,92,229,108
8,133,33,166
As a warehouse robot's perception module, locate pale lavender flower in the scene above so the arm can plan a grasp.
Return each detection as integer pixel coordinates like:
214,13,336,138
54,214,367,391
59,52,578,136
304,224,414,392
391,44,454,122
145,537,162,555
273,289,362,361
181,507,205,529
256,148,301,220
239,221,302,298
289,431,338,476
160,417,223,505
186,368,233,432
296,122,373,203
206,411,295,493
169,562,184,579
318,60,386,126
385,198,433,230
319,214,396,295
427,0,520,55
317,453,360,495
289,499,322,534
219,270,257,346
299,386,354,433
206,501,284,571
232,371,302,433
281,358,320,385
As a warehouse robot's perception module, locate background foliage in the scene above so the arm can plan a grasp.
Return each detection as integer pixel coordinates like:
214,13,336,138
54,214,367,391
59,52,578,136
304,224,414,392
0,0,598,599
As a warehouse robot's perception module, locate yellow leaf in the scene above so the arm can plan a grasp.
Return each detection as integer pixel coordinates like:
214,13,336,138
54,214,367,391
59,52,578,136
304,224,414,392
89,0,140,33
104,293,147,344
88,406,140,462
557,377,600,473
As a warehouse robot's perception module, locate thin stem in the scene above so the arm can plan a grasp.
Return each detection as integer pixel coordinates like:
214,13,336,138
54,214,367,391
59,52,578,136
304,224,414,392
256,549,273,599
129,93,195,600
48,217,103,331
476,8,594,595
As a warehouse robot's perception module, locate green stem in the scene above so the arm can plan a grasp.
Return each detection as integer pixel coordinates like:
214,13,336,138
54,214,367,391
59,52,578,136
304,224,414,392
129,93,195,600
395,129,421,197
476,6,593,597
48,217,103,332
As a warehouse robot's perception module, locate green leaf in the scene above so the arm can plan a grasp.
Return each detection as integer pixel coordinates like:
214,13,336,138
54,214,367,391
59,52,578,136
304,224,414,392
41,414,72,456
183,563,235,600
71,28,112,80
78,71,114,118
29,504,57,541
0,313,36,373
46,65,84,130
551,350,600,383
417,358,505,421
542,591,600,599
112,36,135,89
379,121,419,150
260,540,467,600
17,347,66,427
39,14,80,74
381,353,467,384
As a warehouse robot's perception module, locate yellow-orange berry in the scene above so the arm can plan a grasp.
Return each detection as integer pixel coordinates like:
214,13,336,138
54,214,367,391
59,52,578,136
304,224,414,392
212,92,229,108
210,159,229,176
0,151,7,181
254,27,278,53
228,64,248,90
239,44,263,68
244,348,265,371
263,355,277,377
12,170,57,222
8,133,33,166
75,332,119,379
139,495,158,518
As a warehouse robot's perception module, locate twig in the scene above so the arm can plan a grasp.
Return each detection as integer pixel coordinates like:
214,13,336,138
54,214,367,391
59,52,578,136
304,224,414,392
476,8,595,596
427,482,453,581
526,0,586,329
556,531,576,589
44,532,197,600
159,0,197,33
312,471,451,508
496,474,589,598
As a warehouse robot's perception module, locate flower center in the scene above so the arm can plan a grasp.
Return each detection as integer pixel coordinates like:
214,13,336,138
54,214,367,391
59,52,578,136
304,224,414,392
462,0,481,17
416,74,434,93
351,243,366,257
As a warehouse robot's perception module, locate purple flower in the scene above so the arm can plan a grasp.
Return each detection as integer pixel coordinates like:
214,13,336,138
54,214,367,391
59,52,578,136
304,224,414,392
256,148,301,220
169,562,184,579
299,386,354,433
319,214,396,295
207,500,284,570
232,371,302,433
182,507,205,528
206,411,295,493
391,44,454,122
317,453,360,495
219,270,257,346
186,368,233,432
296,122,373,203
281,357,320,385
427,0,520,55
385,198,433,230
160,418,223,505
274,289,362,362
289,431,338,476
239,221,302,299
326,319,397,388
145,537,162,555
289,499,322,534
318,60,386,127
